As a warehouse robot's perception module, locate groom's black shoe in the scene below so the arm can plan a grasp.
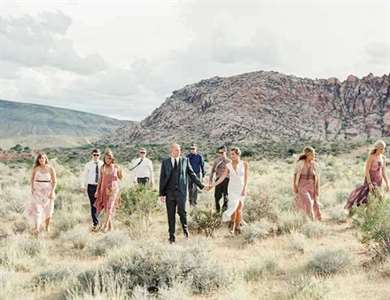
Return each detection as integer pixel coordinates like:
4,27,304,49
184,230,190,240
169,235,175,244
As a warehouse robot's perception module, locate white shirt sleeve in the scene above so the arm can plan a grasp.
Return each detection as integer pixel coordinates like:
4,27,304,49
148,159,155,183
81,162,89,189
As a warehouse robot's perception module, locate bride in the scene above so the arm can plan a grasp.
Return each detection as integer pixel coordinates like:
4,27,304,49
212,147,249,234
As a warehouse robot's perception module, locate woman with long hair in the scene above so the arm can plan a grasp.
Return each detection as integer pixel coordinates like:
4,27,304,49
345,140,389,210
94,149,123,232
26,152,57,235
292,146,322,220
212,147,249,234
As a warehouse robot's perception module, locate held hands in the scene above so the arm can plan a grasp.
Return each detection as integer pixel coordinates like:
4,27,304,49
203,184,213,192
159,196,166,204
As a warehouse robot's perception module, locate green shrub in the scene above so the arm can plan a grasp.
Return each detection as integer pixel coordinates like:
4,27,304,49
352,194,390,261
288,275,328,300
378,259,390,278
327,206,347,223
119,185,159,228
67,243,229,298
277,212,307,234
32,266,75,288
243,190,278,222
62,227,91,250
242,220,274,244
307,249,350,276
301,222,327,239
244,258,282,282
287,233,306,254
87,230,132,256
189,208,221,237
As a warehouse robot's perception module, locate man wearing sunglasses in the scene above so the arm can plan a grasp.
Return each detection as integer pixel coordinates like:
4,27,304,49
209,146,230,213
80,149,103,231
130,148,155,188
186,144,205,207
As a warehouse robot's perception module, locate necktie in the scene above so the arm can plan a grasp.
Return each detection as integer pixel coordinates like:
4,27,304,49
95,162,99,183
173,158,178,170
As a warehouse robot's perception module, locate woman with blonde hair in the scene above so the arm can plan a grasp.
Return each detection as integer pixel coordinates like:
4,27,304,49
292,146,322,220
345,140,389,209
213,147,249,234
26,152,57,235
94,149,123,232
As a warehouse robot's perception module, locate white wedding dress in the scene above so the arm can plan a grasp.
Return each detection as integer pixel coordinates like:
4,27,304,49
222,160,245,222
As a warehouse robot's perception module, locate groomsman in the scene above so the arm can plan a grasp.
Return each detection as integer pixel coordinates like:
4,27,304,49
209,146,230,213
159,144,208,244
130,147,154,187
80,149,103,231
186,144,205,206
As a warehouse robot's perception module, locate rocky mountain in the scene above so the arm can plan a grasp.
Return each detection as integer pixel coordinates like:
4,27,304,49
107,71,390,146
0,99,128,149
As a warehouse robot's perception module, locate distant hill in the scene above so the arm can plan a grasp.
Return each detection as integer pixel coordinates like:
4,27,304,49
0,99,129,149
106,71,390,145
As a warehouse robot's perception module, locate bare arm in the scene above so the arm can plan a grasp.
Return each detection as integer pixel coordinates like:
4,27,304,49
95,166,104,196
149,160,155,186
383,156,389,191
209,161,217,184
31,168,37,193
365,156,374,189
49,166,57,197
117,165,123,180
213,167,228,186
241,161,249,195
292,173,298,193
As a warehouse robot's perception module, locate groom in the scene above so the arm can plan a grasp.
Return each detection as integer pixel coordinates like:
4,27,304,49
159,143,208,243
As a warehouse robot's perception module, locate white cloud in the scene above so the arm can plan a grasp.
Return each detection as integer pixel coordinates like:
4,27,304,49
0,11,106,74
0,0,388,120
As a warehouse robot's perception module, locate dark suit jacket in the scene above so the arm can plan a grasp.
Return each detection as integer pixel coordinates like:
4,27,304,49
159,156,205,201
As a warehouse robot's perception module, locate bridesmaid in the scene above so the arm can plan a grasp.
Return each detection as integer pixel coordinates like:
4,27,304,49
292,146,322,221
95,150,123,232
26,152,57,235
345,140,389,210
213,147,249,235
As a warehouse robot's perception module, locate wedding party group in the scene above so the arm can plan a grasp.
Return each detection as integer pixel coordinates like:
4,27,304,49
25,140,389,244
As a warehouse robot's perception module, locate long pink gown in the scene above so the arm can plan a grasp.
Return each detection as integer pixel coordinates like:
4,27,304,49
294,163,322,220
95,166,120,216
344,158,383,209
26,170,55,229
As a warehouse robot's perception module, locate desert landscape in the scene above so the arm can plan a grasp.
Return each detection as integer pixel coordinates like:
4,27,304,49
1,141,390,300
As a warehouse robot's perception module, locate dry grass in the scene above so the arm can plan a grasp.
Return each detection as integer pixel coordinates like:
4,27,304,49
0,151,390,299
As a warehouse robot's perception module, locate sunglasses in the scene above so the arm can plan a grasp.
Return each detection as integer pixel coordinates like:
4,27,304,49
139,152,146,154
190,148,196,150
218,151,225,154
93,154,100,157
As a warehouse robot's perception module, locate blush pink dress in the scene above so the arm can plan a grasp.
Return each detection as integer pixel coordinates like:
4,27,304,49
26,170,55,229
294,163,322,220
95,165,120,217
344,158,383,209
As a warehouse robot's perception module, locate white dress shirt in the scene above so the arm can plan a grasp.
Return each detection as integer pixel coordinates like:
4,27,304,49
171,157,180,168
131,157,154,180
81,160,103,188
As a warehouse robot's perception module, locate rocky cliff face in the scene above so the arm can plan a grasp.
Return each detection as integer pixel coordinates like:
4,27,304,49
108,71,390,145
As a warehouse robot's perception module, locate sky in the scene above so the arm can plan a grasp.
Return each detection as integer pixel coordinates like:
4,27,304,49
0,0,389,120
